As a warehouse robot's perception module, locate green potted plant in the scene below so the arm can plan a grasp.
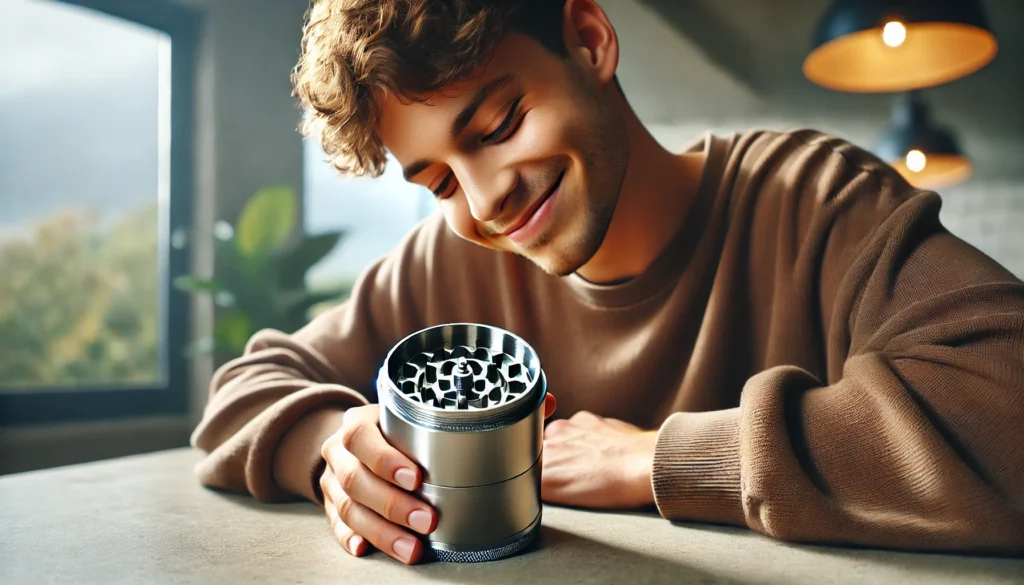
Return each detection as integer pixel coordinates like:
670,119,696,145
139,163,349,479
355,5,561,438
174,185,351,359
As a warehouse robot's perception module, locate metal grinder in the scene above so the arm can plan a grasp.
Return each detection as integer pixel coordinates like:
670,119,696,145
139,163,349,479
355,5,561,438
376,323,546,563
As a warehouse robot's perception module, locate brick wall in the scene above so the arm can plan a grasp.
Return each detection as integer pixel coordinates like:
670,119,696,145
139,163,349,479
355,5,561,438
939,181,1024,279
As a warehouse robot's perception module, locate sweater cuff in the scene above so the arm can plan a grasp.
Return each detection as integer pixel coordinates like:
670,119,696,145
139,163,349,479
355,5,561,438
652,408,745,527
273,407,349,504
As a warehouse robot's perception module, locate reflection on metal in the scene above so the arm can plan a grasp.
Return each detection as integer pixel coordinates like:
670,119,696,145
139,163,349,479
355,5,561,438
378,323,546,562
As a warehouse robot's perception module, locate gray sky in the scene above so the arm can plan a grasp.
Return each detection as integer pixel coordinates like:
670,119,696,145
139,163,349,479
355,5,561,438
0,0,161,230
0,0,433,281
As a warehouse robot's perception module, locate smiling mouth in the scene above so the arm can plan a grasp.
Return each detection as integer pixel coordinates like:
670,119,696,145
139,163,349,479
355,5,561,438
502,170,565,237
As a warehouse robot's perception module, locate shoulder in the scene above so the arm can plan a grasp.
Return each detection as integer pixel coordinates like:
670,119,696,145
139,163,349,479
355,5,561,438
721,127,924,206
723,128,896,184
710,128,950,285
718,127,941,232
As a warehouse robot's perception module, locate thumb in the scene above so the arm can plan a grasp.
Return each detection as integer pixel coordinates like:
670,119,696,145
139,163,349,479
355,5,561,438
542,392,558,419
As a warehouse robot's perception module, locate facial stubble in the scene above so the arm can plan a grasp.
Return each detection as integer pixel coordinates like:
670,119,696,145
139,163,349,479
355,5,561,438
530,63,628,278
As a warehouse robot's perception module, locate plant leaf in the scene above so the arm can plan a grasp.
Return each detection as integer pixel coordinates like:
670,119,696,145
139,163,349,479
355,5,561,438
213,310,253,356
235,185,296,258
277,231,344,287
173,275,222,295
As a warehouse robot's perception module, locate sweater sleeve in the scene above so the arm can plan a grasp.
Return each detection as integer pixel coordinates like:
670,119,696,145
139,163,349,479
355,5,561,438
653,134,1024,554
189,217,443,504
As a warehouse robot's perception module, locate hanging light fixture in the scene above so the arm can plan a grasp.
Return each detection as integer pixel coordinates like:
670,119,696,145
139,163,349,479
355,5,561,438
803,0,998,93
873,91,972,189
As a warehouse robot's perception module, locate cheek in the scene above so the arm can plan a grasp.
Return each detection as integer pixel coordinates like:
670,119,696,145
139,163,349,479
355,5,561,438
515,111,561,160
441,201,490,245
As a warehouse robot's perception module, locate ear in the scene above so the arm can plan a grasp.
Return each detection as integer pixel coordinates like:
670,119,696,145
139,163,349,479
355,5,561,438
561,0,620,87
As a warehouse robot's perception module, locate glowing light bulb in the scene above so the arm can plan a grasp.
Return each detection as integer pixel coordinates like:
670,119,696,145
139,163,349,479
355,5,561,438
906,149,926,172
882,21,906,47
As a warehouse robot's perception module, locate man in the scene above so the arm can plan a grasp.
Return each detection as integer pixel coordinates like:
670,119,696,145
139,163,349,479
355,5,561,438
190,0,1024,565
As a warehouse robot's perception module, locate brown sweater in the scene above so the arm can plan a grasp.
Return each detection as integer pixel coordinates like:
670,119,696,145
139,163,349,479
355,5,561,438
191,129,1024,554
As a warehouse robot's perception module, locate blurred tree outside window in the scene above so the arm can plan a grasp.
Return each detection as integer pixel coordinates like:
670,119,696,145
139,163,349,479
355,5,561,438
0,0,165,389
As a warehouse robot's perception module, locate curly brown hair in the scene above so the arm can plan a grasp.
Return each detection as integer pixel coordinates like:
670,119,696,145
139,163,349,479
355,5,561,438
291,0,568,178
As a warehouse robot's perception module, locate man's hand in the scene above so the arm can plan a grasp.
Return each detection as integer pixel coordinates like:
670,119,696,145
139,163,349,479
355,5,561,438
320,395,558,565
320,404,436,565
542,411,659,509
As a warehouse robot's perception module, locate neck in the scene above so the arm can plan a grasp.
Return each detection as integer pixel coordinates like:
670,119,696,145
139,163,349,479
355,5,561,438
575,97,705,285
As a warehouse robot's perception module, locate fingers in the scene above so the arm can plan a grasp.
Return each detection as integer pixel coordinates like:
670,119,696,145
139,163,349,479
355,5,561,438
605,417,642,432
322,465,368,557
319,405,435,565
321,466,424,565
546,411,599,437
327,405,422,492
332,448,437,536
543,392,558,419
547,411,644,438
568,410,603,427
544,417,575,438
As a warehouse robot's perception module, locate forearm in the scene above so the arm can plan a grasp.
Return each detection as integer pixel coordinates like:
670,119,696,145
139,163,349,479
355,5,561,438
273,407,349,503
190,329,371,502
652,409,744,526
748,358,1023,553
191,376,367,502
653,355,1024,555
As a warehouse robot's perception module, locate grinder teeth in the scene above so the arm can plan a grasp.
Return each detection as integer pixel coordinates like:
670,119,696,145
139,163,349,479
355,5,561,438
396,345,533,411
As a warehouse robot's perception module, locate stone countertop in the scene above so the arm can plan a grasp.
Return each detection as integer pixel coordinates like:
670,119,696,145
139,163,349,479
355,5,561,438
1,448,1021,584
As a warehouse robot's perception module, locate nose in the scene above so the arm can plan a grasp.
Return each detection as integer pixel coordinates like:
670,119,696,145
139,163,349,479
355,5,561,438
454,159,517,223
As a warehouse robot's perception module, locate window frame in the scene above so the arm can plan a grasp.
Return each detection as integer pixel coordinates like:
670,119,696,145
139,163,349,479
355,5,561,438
0,0,198,426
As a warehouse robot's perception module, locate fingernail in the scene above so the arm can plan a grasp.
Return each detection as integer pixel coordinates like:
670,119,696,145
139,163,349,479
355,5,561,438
348,535,363,554
392,537,416,562
408,509,432,534
394,468,417,491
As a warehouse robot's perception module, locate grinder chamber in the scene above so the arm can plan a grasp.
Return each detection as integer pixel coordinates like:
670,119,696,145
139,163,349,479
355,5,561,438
377,323,546,562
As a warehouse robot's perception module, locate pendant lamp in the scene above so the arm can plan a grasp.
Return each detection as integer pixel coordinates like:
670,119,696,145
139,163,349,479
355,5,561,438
873,92,972,189
804,0,998,93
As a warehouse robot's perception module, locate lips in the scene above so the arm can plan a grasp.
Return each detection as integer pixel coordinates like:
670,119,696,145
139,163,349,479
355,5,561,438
502,170,564,237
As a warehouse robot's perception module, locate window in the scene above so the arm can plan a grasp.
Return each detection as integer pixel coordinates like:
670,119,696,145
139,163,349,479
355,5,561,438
0,0,196,425
303,140,435,293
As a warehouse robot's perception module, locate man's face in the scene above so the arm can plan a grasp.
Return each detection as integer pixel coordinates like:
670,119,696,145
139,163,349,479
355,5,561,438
377,32,628,276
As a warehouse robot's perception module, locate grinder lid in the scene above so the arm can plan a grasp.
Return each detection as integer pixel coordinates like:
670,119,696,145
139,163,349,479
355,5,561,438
379,323,545,431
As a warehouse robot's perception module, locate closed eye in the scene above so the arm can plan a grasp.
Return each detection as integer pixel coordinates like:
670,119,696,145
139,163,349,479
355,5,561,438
481,92,525,144
433,92,526,198
432,172,455,199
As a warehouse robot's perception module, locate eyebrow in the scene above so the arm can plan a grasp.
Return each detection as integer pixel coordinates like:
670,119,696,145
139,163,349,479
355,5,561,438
402,73,516,182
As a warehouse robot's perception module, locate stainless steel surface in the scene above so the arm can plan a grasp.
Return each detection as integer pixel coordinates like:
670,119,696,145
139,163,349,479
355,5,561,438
427,513,542,563
397,348,533,411
419,458,542,546
380,390,543,487
380,323,545,432
377,323,546,562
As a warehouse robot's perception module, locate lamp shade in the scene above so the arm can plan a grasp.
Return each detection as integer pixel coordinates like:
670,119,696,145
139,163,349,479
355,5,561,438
804,0,998,93
873,92,972,189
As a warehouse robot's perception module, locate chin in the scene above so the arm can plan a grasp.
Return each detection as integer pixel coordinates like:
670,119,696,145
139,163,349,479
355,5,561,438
529,255,580,278
520,233,598,277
